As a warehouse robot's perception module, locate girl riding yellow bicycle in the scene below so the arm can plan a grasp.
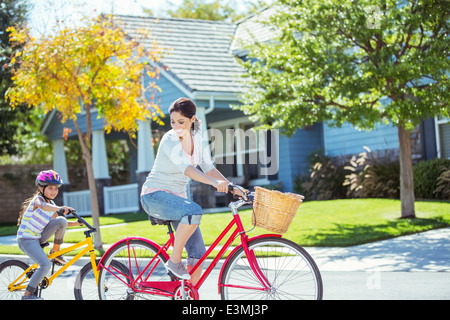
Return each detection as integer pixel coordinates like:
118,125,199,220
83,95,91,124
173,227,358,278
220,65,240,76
16,170,81,300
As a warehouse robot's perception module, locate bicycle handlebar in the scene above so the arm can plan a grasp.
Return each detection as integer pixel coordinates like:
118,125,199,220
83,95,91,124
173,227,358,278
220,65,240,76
56,209,96,233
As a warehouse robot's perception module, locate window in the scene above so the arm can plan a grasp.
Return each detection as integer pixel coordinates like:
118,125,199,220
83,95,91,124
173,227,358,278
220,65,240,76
209,118,278,185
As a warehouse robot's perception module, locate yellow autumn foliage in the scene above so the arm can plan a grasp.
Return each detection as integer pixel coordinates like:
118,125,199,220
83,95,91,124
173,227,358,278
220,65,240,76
6,15,164,133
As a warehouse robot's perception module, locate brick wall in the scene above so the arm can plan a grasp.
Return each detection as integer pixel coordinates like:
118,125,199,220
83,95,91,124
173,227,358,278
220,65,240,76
0,164,51,224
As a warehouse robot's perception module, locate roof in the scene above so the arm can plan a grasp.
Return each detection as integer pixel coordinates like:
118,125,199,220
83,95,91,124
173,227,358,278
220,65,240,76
232,5,280,57
113,15,246,94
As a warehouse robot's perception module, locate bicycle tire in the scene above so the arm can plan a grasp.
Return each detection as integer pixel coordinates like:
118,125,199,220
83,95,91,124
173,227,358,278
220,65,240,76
98,239,172,300
219,237,323,300
74,260,99,300
0,260,30,300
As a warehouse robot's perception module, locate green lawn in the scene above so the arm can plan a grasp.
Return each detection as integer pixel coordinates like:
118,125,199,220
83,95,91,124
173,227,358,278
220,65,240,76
1,198,449,256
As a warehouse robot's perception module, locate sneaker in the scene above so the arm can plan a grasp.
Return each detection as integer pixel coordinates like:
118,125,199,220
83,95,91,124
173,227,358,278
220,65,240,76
165,260,191,280
22,294,44,300
49,250,67,266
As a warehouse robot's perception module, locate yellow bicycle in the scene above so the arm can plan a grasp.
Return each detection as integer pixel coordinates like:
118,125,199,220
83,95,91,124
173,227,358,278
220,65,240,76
0,210,99,300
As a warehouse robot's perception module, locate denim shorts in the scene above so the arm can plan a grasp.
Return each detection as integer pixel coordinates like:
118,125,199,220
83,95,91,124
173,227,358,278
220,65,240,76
140,191,202,225
140,191,206,265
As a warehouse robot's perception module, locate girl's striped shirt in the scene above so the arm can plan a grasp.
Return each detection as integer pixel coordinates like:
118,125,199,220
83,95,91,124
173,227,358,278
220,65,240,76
17,196,55,240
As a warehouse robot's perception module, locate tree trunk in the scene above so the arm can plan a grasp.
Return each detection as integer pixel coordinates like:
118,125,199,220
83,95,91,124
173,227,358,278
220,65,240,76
82,146,103,249
398,125,416,219
74,121,103,249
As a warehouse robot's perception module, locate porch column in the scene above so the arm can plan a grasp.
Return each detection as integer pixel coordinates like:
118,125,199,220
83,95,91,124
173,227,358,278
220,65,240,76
194,106,216,207
136,120,155,195
53,139,70,204
92,130,111,215
196,106,208,135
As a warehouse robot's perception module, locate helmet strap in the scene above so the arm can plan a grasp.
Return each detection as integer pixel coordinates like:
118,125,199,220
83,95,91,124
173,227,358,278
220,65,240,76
39,185,51,202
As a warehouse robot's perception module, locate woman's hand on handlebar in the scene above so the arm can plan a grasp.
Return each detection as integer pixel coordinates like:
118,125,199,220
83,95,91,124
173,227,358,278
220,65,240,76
231,186,248,198
214,180,229,193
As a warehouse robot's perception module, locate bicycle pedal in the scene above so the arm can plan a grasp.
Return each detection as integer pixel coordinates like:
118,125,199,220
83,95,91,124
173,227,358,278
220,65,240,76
52,259,65,267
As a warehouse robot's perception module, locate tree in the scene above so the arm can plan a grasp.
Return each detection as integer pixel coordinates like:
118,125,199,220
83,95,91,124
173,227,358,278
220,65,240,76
161,0,271,22
0,0,32,158
236,0,449,219
7,16,164,248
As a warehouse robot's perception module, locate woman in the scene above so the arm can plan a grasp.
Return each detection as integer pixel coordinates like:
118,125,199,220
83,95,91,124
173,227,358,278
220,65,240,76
140,97,238,284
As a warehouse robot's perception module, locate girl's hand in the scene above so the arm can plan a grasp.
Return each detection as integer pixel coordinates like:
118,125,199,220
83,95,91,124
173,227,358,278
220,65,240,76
60,206,74,215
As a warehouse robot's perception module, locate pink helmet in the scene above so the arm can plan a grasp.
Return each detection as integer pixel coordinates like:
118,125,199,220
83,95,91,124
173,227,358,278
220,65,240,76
35,170,63,187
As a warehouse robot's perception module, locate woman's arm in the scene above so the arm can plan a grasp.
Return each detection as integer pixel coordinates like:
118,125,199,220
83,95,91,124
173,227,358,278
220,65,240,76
184,166,229,192
206,168,230,183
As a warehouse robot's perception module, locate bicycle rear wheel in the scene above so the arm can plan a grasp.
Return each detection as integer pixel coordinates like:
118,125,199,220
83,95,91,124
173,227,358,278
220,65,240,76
0,260,30,300
98,239,172,300
220,237,323,300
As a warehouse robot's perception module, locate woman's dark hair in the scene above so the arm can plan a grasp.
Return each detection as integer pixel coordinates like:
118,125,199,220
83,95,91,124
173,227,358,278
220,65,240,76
169,97,201,132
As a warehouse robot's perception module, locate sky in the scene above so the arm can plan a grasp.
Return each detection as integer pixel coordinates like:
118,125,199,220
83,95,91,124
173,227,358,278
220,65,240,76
27,0,184,35
26,0,264,36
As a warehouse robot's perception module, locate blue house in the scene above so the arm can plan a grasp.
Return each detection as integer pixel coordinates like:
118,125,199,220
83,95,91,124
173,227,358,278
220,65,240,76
41,11,449,214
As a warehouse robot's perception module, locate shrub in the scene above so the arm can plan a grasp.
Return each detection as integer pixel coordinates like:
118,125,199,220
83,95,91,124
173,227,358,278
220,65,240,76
293,152,347,200
413,158,450,199
434,163,450,200
344,147,400,199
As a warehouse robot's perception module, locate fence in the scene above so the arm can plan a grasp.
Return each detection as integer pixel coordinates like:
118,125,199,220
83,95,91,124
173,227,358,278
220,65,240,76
62,190,92,216
104,183,140,214
63,183,140,216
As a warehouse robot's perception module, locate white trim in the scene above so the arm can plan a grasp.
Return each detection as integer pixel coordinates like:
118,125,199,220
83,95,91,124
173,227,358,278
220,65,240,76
435,116,450,159
148,59,194,98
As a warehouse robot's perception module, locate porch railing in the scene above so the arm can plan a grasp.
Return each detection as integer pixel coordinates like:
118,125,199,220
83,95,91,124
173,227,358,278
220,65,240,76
62,189,92,216
104,183,140,214
63,183,140,216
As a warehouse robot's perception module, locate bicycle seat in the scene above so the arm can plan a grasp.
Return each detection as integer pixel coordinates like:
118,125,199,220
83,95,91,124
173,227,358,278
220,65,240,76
149,216,171,226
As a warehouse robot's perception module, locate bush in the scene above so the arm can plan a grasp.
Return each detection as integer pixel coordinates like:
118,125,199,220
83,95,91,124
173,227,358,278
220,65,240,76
435,165,450,199
344,147,400,199
293,152,347,200
295,149,450,201
413,158,450,199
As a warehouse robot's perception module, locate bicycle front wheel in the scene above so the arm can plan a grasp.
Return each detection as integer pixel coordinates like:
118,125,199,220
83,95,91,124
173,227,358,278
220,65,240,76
220,237,323,300
74,260,99,300
98,239,172,300
0,260,30,300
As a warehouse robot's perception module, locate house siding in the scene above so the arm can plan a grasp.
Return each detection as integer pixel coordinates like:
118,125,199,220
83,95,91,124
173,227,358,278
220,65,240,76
325,122,399,157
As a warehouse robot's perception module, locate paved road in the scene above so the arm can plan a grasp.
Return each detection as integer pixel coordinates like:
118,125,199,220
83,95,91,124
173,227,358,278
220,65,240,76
1,227,449,300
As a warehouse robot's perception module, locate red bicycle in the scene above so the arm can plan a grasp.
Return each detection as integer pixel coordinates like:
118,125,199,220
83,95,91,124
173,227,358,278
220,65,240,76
97,184,323,300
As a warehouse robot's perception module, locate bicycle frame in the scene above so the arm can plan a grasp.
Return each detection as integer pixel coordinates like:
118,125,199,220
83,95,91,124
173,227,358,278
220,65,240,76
99,196,281,298
8,211,99,293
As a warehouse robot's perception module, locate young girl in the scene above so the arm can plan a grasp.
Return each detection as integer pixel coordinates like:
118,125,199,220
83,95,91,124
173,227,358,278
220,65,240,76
140,97,243,285
16,170,80,300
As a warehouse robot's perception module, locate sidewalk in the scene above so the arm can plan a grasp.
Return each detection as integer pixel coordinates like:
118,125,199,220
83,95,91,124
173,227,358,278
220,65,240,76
1,227,449,272
307,227,450,272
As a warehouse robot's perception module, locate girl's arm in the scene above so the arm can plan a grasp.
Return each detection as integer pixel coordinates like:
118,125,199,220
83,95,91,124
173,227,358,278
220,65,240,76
35,197,73,216
34,196,61,212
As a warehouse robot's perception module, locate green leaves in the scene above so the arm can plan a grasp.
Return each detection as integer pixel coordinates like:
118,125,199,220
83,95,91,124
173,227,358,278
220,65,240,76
237,0,449,134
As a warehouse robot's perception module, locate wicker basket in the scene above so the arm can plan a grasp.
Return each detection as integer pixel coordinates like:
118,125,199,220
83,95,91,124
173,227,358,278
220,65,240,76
252,187,304,234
